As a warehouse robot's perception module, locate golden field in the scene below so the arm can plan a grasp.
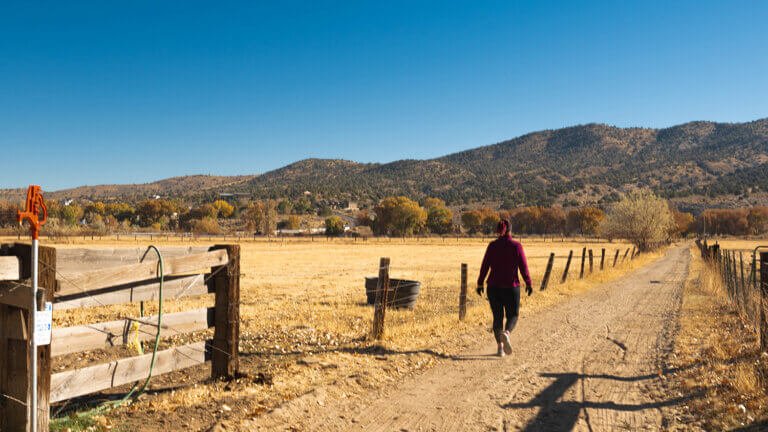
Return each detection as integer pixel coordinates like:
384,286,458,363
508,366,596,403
0,235,662,431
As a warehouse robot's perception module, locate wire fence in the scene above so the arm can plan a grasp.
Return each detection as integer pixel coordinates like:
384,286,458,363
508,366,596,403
696,239,767,346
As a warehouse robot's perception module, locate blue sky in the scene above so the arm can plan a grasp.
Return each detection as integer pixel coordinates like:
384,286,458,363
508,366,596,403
2,1,767,190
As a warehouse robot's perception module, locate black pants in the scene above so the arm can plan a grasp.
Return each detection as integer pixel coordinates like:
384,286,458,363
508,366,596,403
487,286,520,343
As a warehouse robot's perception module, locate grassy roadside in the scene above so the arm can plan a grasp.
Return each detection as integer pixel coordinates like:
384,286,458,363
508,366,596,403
663,245,768,431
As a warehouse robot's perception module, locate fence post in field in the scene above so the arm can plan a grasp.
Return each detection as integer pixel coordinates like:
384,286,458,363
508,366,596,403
734,251,741,301
579,247,586,279
622,248,630,263
728,251,734,301
732,251,739,299
540,253,555,290
735,251,741,299
759,252,768,351
459,263,468,321
372,257,391,340
600,248,605,271
210,244,240,379
631,247,636,259
588,249,594,274
754,251,759,303
728,251,734,297
562,250,573,283
613,249,620,267
740,252,746,314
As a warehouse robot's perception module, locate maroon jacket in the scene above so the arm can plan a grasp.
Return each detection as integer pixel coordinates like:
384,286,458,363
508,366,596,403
478,235,532,288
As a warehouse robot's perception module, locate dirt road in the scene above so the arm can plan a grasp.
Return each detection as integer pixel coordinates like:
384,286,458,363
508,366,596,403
251,244,690,431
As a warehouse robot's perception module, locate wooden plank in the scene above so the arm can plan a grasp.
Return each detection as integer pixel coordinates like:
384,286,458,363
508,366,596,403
0,280,32,309
50,341,208,403
56,246,211,275
0,256,19,280
54,273,209,310
57,249,228,296
52,308,214,357
210,245,240,379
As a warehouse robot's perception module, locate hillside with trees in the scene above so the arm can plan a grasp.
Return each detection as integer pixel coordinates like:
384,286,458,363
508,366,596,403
227,118,768,209
3,119,768,211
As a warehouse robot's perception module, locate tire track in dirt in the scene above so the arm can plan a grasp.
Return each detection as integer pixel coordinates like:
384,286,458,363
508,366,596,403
249,244,689,431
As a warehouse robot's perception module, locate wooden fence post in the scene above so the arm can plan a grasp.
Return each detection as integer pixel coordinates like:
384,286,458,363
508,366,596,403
759,252,768,351
728,251,735,299
613,249,620,267
459,264,467,321
210,244,240,379
540,253,555,291
740,252,747,315
561,250,573,283
579,247,586,279
622,248,630,263
731,251,737,296
588,249,594,274
600,248,605,271
630,247,636,259
372,257,390,340
0,244,55,432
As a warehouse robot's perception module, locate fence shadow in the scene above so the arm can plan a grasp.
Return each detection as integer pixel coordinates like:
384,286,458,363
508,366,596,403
728,420,768,431
500,369,704,432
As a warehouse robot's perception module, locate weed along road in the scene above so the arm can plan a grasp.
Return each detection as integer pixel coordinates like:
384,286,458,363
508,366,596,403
251,244,690,431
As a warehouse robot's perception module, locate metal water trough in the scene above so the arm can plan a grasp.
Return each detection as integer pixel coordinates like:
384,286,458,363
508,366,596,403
364,277,421,310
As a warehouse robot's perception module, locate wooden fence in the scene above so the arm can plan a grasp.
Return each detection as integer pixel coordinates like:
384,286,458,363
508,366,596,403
696,239,768,350
0,243,240,431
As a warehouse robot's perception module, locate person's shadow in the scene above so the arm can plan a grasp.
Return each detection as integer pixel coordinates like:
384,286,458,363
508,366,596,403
501,370,702,432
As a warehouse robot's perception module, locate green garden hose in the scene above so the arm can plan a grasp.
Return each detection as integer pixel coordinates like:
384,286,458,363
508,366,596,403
51,246,164,425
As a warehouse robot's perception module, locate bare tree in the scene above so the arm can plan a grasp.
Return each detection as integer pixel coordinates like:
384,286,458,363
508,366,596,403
600,189,673,252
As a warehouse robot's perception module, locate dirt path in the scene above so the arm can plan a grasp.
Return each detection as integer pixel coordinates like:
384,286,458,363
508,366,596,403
249,244,690,432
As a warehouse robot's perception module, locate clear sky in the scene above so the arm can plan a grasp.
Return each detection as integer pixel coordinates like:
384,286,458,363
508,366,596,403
2,1,767,190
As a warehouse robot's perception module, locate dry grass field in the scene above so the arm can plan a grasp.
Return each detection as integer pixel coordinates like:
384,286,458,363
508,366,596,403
0,236,663,431
663,242,768,431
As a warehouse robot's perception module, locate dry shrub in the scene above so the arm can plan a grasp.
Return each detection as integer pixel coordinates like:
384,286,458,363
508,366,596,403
190,217,221,234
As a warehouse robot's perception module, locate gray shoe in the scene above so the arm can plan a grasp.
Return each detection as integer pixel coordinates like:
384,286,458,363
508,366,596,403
501,331,513,355
496,345,505,357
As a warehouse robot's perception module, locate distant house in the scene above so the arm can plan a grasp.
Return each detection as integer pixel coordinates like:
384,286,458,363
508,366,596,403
345,201,359,211
151,195,161,200
303,191,312,196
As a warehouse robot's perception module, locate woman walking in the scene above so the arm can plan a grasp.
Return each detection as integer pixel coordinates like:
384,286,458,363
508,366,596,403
476,219,532,357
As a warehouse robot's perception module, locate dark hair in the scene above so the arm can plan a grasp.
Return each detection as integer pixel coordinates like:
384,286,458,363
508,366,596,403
497,218,510,236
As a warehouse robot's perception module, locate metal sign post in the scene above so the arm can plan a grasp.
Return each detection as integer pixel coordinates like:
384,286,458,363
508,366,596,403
17,185,47,432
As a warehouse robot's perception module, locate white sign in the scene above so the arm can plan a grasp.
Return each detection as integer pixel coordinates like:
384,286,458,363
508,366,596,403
34,302,52,346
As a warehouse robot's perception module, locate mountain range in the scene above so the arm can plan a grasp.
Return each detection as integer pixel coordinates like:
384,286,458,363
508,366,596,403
3,118,768,212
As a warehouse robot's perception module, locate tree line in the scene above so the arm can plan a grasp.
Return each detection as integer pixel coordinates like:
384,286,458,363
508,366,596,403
3,191,768,242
